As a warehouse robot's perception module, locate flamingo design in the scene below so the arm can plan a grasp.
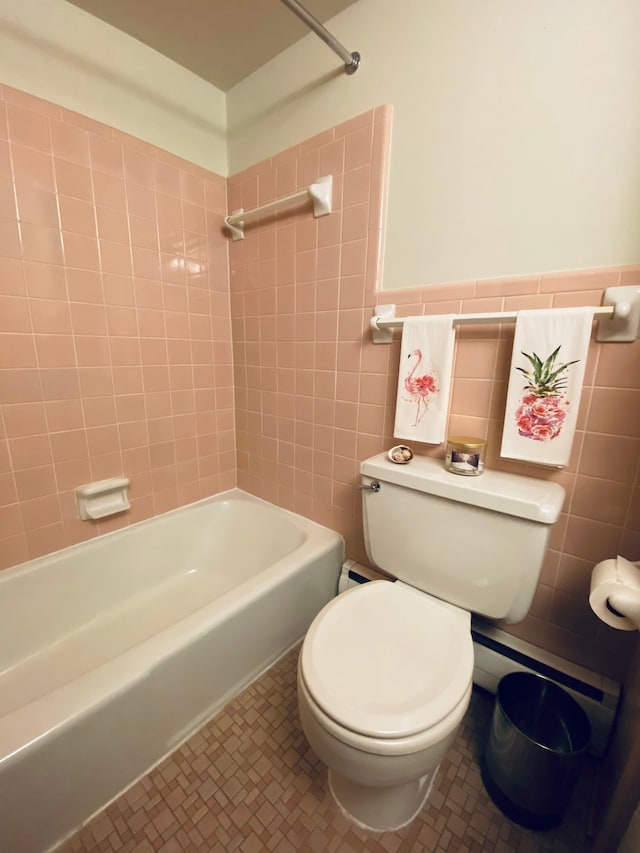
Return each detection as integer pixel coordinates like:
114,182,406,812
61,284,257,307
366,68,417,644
403,349,438,426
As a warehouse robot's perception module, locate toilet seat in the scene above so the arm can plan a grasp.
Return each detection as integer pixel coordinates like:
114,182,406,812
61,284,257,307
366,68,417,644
301,581,474,740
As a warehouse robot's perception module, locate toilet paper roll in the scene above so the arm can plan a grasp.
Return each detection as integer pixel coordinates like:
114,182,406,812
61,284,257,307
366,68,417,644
589,556,640,631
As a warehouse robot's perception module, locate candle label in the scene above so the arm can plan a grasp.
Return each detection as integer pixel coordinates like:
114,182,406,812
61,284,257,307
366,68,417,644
451,451,479,471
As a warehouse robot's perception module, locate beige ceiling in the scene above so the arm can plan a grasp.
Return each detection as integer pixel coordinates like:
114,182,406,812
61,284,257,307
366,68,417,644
64,0,360,91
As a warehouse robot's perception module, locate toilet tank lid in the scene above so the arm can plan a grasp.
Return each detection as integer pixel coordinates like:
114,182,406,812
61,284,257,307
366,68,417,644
360,453,565,524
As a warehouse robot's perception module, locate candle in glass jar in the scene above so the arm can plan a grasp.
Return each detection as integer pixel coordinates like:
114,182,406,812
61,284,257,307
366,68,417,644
445,436,487,476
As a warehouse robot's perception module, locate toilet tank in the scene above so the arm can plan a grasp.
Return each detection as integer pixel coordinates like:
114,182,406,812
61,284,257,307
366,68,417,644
360,453,565,624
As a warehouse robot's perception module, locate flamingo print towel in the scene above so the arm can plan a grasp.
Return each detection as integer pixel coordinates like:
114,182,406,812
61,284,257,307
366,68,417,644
394,315,456,444
500,307,594,467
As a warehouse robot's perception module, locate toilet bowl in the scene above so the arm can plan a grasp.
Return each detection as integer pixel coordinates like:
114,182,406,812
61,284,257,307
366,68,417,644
296,452,565,831
297,581,474,830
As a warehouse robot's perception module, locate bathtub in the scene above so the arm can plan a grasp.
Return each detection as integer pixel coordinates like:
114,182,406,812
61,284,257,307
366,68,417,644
0,489,343,853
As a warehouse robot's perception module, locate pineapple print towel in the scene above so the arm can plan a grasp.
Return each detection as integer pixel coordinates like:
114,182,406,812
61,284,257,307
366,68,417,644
500,307,595,467
394,315,456,444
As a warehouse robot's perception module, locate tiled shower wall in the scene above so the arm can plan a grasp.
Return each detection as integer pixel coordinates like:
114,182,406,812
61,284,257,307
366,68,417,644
0,84,235,569
228,106,640,682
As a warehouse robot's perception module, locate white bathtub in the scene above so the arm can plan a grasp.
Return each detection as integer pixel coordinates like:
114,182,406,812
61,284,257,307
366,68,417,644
0,490,343,853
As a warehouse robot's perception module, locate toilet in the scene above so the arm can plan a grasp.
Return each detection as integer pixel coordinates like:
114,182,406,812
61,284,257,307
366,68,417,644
297,452,565,831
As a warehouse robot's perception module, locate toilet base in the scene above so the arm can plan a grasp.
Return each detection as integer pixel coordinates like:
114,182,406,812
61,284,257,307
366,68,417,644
328,765,439,832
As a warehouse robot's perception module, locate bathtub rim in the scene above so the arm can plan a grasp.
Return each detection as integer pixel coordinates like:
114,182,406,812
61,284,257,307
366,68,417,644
0,486,318,585
0,485,313,671
0,488,343,771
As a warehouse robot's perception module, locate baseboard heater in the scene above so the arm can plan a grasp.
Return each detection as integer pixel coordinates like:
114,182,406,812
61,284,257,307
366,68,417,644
339,561,620,757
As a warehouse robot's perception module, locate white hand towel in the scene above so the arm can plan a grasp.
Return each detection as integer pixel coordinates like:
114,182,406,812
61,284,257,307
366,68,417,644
500,307,594,467
394,315,455,444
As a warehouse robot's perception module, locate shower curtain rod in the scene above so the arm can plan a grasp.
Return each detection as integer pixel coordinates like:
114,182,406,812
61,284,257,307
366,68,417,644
279,0,360,74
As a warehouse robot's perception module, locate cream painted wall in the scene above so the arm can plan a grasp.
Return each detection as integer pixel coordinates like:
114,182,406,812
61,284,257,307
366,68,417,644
3,0,639,285
227,0,640,289
0,0,227,174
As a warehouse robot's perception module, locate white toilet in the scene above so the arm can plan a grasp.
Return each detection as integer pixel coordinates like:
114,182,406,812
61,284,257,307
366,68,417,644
297,452,565,831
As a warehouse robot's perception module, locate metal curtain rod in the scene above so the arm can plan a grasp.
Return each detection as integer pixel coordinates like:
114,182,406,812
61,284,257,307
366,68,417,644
279,0,360,74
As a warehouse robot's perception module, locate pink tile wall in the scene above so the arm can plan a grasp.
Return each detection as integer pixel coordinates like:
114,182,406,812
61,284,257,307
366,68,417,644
0,84,235,568
228,106,640,682
2,83,638,683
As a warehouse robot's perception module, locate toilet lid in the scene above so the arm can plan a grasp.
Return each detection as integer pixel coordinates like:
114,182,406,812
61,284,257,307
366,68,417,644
301,581,474,739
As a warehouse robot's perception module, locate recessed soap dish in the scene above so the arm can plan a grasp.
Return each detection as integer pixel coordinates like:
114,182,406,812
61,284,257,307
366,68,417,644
76,477,131,521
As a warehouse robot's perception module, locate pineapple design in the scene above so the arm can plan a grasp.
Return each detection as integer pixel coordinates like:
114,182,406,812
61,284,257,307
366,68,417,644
514,346,578,441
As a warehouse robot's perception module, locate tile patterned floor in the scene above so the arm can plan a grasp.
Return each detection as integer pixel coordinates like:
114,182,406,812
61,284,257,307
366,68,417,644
57,646,595,853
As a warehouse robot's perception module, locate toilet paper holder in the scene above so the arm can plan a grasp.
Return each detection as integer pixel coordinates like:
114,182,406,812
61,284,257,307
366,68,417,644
590,556,640,631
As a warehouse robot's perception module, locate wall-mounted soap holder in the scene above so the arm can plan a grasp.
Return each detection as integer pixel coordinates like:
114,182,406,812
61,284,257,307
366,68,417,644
76,477,131,521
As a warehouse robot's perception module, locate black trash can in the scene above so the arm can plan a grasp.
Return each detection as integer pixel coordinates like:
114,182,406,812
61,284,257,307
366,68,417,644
482,671,591,830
